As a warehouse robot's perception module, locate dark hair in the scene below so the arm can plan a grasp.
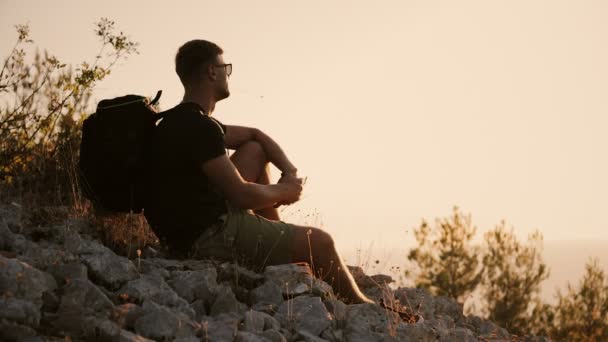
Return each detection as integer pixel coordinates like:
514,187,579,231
175,39,223,86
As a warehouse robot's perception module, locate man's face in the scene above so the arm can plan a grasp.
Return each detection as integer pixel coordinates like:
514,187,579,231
211,54,230,101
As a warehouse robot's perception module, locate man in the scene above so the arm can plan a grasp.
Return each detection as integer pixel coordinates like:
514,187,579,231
145,39,394,307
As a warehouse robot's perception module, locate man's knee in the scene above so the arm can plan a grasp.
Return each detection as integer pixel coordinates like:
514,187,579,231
237,141,266,162
305,227,335,250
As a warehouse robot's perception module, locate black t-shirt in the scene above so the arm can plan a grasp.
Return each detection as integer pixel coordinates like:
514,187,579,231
144,102,228,253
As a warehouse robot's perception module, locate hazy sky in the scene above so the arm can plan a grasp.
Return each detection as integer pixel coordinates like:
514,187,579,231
2,0,607,255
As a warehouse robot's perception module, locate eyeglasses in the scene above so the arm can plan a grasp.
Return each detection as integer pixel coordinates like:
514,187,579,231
214,63,232,77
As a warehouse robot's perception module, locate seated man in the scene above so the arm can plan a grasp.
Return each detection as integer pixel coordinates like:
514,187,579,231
145,39,381,307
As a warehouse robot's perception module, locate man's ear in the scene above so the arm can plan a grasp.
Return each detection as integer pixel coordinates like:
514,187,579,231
206,64,217,81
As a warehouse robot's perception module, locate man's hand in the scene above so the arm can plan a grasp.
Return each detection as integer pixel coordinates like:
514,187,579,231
275,174,305,207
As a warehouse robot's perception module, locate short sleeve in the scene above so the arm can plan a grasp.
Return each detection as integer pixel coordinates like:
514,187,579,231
188,115,226,164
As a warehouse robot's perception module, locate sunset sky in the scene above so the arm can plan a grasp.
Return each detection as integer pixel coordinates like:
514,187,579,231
2,0,607,258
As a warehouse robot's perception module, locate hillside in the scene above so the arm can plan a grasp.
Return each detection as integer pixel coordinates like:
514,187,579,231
0,203,550,341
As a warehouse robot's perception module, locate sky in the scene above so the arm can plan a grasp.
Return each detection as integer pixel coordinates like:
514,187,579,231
1,0,607,260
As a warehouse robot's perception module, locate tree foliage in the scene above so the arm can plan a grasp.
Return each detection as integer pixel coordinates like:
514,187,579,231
0,18,138,204
481,221,549,335
549,258,608,341
407,206,483,304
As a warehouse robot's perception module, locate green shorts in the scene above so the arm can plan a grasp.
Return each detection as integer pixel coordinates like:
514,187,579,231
190,204,296,268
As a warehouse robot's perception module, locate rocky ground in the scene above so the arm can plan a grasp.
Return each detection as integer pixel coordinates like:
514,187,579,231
0,204,551,341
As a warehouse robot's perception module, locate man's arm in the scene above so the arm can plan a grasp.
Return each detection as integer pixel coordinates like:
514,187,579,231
224,125,298,175
202,153,302,210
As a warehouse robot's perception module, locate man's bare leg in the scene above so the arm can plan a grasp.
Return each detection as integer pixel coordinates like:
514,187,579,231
229,143,371,303
291,226,374,304
230,141,280,220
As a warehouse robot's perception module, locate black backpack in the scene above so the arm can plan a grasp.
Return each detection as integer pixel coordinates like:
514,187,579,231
78,91,163,213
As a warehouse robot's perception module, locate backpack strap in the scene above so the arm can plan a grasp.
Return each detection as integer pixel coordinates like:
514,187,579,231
149,90,162,106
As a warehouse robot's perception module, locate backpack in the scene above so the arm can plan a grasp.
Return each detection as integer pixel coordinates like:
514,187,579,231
78,90,163,213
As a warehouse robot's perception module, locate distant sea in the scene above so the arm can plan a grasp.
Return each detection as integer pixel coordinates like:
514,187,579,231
340,239,608,305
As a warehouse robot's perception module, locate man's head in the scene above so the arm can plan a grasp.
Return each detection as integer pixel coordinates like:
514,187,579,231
175,39,231,101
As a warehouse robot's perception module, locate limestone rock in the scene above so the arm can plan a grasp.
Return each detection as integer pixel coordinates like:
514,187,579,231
169,268,218,303
260,329,287,342
118,273,185,307
0,318,37,341
243,310,280,333
210,284,246,316
343,303,400,342
200,313,240,342
134,301,199,340
0,256,57,307
275,296,332,336
53,279,114,335
219,262,264,289
81,251,138,290
46,262,88,286
264,263,333,298
0,297,41,328
250,281,284,313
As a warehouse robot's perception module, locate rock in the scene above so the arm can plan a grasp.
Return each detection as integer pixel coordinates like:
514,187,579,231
46,262,88,286
191,299,207,321
348,265,377,288
465,315,510,339
264,263,333,298
57,279,114,317
243,310,280,333
83,317,122,341
0,203,23,232
200,313,240,342
81,251,138,290
0,220,18,251
394,287,435,319
0,256,57,307
235,331,270,342
0,318,37,341
324,299,348,323
433,295,464,322
321,328,344,341
261,329,287,342
41,290,59,313
138,259,171,279
117,273,187,308
63,232,110,255
0,297,41,328
169,268,218,303
53,279,114,335
134,301,199,340
443,327,477,342
343,303,400,342
117,329,155,342
296,330,330,342
113,303,142,329
250,281,284,313
182,258,216,271
275,296,332,336
219,262,264,289
147,257,184,271
210,284,247,316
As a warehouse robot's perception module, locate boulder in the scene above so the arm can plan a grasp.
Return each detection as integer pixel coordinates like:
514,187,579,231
0,256,57,307
275,296,332,336
117,273,186,308
343,303,400,342
169,268,218,304
81,251,138,290
134,300,199,340
264,263,333,298
210,284,247,316
250,281,284,313
46,262,88,286
199,313,240,342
